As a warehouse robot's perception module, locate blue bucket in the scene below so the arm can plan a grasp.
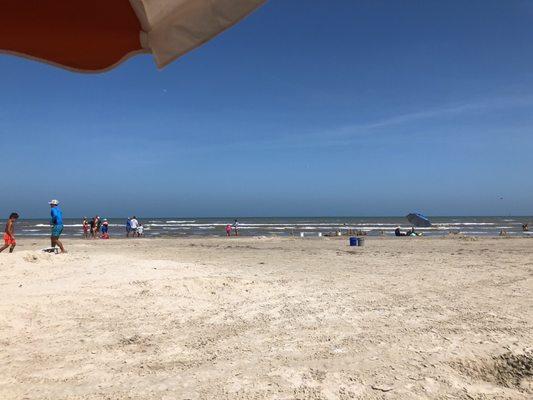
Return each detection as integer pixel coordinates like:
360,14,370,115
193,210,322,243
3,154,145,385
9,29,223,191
349,237,358,246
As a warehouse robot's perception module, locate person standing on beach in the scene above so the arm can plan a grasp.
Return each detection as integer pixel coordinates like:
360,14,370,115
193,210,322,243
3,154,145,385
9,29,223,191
233,219,239,236
126,217,132,237
49,200,66,253
130,216,139,238
101,219,110,239
82,217,89,239
0,213,19,253
91,215,101,238
95,216,102,238
225,224,232,237
89,217,96,238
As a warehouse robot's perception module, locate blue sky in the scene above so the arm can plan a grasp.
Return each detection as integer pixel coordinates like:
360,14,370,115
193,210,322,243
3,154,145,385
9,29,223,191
1,0,532,218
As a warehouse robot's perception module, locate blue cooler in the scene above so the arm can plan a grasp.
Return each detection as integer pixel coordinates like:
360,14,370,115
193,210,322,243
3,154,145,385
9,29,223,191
349,237,358,246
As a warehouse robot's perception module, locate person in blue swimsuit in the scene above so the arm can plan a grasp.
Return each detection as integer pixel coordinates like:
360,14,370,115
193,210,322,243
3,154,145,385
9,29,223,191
49,199,66,253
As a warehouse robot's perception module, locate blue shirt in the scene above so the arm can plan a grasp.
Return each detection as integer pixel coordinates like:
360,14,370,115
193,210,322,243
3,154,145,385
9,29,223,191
51,207,63,226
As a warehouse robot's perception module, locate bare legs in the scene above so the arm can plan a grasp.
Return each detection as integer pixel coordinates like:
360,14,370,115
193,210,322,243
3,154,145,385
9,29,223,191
51,237,66,253
0,243,15,253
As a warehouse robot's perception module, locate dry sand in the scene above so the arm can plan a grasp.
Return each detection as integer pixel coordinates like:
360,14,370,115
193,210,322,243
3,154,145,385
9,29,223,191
0,236,531,399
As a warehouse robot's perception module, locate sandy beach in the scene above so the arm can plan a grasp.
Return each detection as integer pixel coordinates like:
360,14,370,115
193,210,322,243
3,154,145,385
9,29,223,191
0,236,531,399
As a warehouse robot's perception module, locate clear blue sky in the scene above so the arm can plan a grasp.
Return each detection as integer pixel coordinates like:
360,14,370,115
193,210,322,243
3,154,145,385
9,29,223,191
1,0,532,218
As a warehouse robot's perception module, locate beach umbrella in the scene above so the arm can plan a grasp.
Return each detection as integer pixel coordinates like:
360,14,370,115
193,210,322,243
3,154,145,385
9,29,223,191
406,213,432,228
0,0,266,73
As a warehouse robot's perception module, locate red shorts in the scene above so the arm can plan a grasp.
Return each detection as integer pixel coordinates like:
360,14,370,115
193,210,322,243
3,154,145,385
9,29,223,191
3,233,15,246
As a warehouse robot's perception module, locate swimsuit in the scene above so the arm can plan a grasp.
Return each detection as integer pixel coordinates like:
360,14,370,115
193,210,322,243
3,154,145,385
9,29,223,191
51,225,64,238
3,233,15,245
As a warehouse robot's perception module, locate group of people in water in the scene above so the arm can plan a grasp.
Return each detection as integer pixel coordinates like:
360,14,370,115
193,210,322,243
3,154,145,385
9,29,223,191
126,216,144,237
225,219,240,236
82,216,110,239
82,216,145,239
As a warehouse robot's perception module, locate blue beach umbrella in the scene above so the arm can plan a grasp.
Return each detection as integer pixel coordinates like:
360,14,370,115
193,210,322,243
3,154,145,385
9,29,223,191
406,213,432,227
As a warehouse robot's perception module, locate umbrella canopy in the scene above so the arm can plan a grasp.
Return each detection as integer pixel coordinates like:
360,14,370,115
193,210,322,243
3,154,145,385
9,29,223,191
406,213,432,228
0,0,266,73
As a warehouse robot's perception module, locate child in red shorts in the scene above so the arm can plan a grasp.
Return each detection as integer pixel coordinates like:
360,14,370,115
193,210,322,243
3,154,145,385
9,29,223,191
1,213,19,253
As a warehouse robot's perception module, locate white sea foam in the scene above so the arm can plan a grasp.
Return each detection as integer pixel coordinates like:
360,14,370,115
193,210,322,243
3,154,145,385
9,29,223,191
147,223,226,227
436,223,496,226
18,217,521,238
34,223,83,227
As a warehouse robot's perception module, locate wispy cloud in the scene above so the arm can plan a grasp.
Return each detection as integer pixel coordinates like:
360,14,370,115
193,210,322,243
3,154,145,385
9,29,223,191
310,94,531,136
146,93,533,155
247,94,533,150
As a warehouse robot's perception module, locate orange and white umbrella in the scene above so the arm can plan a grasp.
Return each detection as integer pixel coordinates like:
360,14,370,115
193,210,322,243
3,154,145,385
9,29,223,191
0,0,266,73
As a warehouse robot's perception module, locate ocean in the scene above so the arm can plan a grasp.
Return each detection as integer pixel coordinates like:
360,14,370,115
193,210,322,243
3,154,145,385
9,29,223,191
4,216,532,238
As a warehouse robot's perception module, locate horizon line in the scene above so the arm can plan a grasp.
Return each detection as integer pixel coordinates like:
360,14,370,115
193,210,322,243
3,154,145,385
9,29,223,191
5,215,533,220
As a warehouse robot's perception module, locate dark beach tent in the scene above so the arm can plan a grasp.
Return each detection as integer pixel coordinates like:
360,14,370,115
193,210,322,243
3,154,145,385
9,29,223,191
406,213,432,228
0,0,266,73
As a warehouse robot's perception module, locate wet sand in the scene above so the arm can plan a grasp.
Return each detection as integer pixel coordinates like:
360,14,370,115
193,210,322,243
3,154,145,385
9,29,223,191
0,236,531,399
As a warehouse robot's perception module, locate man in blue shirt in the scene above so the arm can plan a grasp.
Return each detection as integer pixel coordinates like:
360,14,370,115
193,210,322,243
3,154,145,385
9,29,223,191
49,199,66,253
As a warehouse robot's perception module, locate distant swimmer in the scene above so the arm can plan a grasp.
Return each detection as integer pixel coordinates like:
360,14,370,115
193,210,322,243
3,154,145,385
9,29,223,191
0,212,19,253
49,200,66,253
523,223,529,232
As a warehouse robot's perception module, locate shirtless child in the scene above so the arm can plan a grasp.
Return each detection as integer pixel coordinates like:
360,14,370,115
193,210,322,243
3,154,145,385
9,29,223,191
0,213,19,253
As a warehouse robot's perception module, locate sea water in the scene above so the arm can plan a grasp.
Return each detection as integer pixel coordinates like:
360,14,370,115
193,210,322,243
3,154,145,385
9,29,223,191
4,216,531,238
